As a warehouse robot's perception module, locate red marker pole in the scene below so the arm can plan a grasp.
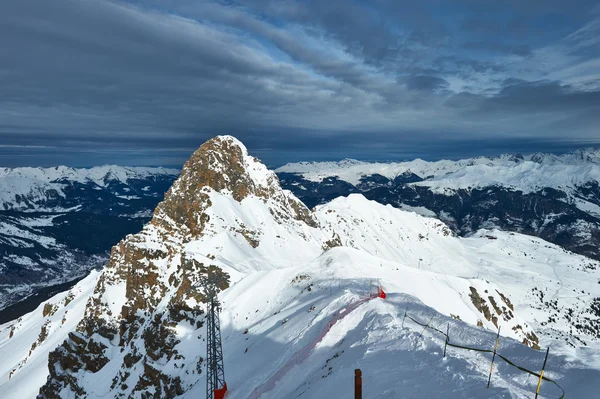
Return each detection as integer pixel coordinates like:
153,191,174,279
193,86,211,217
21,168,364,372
354,369,362,399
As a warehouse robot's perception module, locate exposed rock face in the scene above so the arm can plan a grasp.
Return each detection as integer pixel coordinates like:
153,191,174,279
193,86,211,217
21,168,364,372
469,286,539,349
154,136,317,236
39,136,316,398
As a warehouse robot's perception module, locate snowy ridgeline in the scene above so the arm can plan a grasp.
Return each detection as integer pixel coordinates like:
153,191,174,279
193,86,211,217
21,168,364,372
276,149,600,194
276,149,600,264
0,165,180,186
0,137,599,398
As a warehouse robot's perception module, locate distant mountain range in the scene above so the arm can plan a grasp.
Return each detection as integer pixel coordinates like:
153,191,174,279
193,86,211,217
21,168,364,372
276,149,600,262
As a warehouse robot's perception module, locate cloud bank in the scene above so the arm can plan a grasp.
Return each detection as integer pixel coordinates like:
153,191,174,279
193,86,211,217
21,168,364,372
1,0,599,166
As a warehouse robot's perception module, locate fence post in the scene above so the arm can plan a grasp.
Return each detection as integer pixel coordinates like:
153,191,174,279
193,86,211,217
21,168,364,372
486,325,501,388
402,309,407,328
535,347,550,399
354,369,362,399
443,323,450,358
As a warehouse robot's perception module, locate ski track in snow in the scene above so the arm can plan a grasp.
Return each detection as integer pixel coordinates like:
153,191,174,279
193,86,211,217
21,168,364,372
246,295,376,399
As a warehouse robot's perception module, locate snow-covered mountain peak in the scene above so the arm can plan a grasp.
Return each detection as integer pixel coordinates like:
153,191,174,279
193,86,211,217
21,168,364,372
152,135,316,236
166,135,278,201
26,136,330,397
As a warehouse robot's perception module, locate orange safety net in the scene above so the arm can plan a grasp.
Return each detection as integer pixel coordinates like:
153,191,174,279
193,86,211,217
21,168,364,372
214,382,228,399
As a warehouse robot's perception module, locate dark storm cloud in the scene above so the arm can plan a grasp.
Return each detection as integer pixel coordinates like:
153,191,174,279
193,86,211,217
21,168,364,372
445,79,600,124
405,76,450,92
0,0,599,167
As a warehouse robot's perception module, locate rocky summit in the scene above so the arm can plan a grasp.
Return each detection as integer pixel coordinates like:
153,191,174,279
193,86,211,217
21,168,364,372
1,136,599,399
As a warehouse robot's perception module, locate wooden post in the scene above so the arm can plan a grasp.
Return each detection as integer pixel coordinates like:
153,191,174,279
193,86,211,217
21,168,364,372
487,325,501,388
535,347,550,399
443,323,450,358
401,309,407,328
354,369,362,399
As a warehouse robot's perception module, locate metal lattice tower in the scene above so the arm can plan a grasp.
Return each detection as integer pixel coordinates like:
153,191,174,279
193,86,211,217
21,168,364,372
201,275,226,399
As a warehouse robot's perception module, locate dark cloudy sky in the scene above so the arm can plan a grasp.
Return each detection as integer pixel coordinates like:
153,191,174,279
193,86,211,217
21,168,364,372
1,0,600,167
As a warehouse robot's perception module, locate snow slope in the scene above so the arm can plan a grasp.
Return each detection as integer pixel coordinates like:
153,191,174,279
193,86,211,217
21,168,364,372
0,271,100,398
203,255,600,399
3,245,597,398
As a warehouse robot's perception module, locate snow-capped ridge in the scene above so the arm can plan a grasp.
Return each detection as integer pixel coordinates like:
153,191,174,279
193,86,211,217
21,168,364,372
276,147,600,193
0,164,180,211
0,164,179,186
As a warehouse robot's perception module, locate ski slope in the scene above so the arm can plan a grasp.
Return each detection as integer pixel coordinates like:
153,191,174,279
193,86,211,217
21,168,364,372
3,229,597,398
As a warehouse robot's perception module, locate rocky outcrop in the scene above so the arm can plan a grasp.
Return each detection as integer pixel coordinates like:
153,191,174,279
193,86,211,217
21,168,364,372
468,286,539,348
322,232,342,251
42,303,59,318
